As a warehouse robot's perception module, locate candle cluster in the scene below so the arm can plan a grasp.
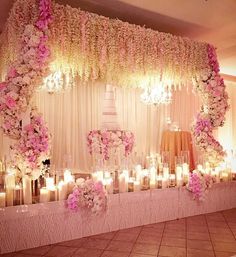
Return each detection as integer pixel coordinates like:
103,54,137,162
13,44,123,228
0,156,235,208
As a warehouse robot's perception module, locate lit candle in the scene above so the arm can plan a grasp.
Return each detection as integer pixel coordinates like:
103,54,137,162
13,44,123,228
0,192,6,208
104,171,111,179
135,165,142,181
197,164,203,172
5,172,15,206
46,177,54,189
163,167,169,180
105,178,113,194
64,169,73,183
23,176,32,205
40,187,49,203
58,181,68,200
133,181,141,192
96,171,104,182
221,172,229,182
14,185,23,205
149,166,156,182
49,186,58,201
119,173,127,193
150,180,156,189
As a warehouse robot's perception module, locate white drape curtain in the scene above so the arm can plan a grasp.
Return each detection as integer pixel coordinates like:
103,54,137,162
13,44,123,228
0,81,235,172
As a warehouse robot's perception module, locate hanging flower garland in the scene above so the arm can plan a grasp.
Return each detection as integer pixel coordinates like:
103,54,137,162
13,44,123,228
87,130,135,161
192,45,229,165
67,178,107,215
0,0,52,176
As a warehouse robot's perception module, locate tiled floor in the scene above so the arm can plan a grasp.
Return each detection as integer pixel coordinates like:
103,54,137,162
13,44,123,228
1,208,236,257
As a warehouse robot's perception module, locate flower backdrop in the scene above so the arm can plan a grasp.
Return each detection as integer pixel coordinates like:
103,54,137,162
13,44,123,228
0,0,229,166
0,0,52,176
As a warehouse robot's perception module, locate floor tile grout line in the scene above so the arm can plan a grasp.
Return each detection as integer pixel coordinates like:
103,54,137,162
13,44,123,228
156,221,166,257
127,225,144,257
221,210,236,241
204,214,216,257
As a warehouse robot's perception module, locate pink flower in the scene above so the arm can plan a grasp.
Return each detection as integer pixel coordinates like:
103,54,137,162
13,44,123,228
0,82,7,91
5,96,16,109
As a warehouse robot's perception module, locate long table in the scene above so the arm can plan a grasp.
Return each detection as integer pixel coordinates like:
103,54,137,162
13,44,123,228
1,181,236,254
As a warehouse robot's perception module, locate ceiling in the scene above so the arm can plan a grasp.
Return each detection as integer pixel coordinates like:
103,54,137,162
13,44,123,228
1,0,235,79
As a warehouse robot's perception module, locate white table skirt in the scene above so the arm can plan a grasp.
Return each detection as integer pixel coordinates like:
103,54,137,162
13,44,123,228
0,181,236,254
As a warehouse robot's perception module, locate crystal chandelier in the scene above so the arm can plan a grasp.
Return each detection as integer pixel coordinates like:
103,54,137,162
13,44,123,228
140,85,172,105
40,71,74,93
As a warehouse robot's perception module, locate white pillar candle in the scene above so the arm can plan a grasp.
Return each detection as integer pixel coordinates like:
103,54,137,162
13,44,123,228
58,181,68,200
169,174,176,187
40,187,49,203
96,171,104,182
182,163,189,173
104,171,111,179
23,176,32,205
0,192,6,208
197,164,203,172
5,173,15,206
150,180,156,189
92,172,98,182
149,166,156,182
46,177,54,189
106,178,113,194
119,173,127,193
163,167,169,180
64,169,73,183
133,181,141,192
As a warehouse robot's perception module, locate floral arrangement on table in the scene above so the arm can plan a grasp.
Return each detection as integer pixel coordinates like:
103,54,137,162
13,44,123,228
67,178,107,215
192,45,229,165
87,130,135,161
0,0,52,177
186,170,216,201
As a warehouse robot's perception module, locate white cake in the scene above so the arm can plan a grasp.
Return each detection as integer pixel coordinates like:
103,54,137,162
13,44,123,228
101,84,120,130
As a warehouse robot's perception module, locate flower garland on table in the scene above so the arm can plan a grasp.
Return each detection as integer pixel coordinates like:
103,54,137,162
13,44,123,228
67,178,107,215
0,0,52,176
186,171,215,201
87,130,135,161
192,45,229,165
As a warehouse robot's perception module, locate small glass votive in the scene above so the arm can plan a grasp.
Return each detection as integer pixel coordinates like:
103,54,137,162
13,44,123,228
14,184,23,206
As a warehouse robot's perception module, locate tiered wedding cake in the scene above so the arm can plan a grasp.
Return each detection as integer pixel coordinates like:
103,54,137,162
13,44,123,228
101,84,120,130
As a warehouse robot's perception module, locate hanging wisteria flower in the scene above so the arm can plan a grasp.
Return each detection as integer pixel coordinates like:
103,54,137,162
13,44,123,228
87,130,135,161
187,170,215,201
67,179,107,215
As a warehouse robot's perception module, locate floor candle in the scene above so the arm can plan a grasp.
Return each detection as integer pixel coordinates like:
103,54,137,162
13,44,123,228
23,176,32,205
5,172,15,206
0,192,6,207
40,187,50,203
58,181,68,200
14,185,23,205
149,166,156,182
64,169,73,183
150,180,156,189
163,167,169,180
